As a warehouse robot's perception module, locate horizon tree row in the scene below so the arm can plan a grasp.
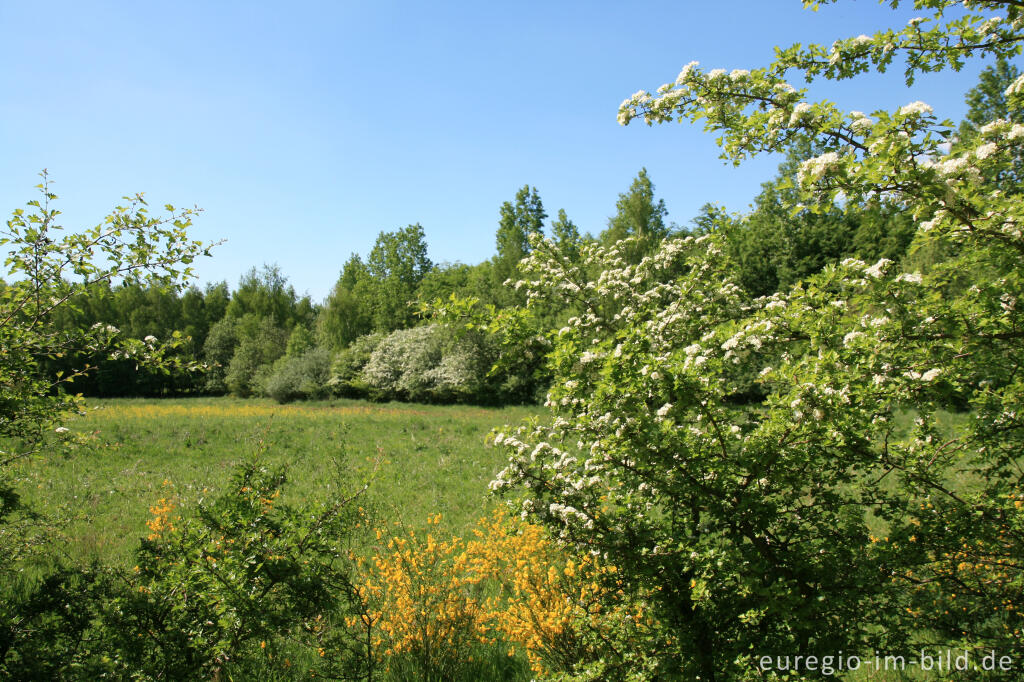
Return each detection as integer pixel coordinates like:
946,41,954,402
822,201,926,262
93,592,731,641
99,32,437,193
21,112,979,402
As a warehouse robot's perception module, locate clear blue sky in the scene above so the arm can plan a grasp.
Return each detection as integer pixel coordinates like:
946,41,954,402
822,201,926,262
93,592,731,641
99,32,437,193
0,1,1003,302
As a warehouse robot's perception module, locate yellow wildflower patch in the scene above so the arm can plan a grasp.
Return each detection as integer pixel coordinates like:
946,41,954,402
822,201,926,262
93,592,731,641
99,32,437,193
353,507,655,677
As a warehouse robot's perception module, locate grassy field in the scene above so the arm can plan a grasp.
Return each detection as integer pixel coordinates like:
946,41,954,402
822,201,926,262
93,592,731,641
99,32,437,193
7,398,965,568
9,396,540,567
4,398,978,680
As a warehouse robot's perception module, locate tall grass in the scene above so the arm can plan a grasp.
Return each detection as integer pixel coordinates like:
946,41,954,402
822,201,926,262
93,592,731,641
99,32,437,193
8,396,539,567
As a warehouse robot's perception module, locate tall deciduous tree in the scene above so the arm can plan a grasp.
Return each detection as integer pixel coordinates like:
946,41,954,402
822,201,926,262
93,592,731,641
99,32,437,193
960,57,1022,134
319,253,375,350
226,264,299,326
600,168,668,262
366,223,433,331
494,185,546,290
549,208,583,264
0,173,209,634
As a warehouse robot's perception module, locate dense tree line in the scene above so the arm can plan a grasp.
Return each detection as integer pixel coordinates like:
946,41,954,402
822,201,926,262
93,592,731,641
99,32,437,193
20,174,673,403
23,60,1016,406
17,175,917,403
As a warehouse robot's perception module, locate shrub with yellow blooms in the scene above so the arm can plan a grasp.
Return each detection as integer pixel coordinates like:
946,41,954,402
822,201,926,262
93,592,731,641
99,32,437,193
354,507,668,679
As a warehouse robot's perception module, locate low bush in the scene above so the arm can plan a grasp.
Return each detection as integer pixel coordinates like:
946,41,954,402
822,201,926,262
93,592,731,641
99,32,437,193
1,455,372,680
353,508,665,680
262,347,333,403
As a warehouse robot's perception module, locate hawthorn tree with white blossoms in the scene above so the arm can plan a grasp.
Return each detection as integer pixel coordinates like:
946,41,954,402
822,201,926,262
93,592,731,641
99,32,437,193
489,1,1024,679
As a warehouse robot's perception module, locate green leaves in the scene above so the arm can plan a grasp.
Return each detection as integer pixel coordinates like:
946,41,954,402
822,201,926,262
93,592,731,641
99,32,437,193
88,456,369,679
486,2,1024,677
0,174,218,677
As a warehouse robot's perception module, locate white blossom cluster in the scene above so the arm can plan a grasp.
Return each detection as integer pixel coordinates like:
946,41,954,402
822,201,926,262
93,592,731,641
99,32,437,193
90,322,120,335
797,152,842,184
1004,72,1024,97
898,101,934,117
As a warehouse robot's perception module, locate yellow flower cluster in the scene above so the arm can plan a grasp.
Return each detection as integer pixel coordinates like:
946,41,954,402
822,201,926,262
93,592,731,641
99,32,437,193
353,508,653,677
146,497,178,540
469,510,634,674
92,402,431,421
349,513,491,666
900,497,1024,640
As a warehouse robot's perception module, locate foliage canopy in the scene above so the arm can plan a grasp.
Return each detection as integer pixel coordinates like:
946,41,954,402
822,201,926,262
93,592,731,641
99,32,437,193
489,1,1024,678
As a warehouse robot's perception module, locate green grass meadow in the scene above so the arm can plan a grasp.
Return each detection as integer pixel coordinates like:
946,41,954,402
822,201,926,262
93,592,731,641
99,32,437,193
9,397,540,568
4,398,978,680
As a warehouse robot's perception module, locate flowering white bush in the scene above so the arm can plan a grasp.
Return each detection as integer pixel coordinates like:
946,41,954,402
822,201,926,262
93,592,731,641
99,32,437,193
361,325,442,400
359,324,496,403
494,2,1024,679
327,331,385,397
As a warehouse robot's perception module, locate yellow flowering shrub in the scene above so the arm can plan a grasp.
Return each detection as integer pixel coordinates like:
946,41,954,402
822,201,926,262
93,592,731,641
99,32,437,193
354,507,661,678
145,479,179,540
349,513,495,679
472,509,648,677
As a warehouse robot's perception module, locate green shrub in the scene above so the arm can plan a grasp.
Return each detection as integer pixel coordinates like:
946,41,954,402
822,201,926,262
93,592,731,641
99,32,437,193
263,347,333,403
100,457,370,680
328,332,386,398
0,566,116,680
